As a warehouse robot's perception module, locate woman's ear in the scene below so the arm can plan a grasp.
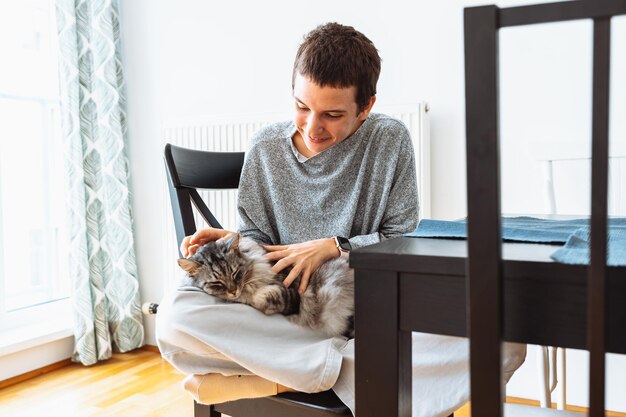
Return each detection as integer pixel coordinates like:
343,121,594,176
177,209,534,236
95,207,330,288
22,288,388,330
358,95,377,121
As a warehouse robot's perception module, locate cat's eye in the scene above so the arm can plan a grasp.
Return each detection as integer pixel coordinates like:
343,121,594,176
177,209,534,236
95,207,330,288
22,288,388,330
206,282,225,291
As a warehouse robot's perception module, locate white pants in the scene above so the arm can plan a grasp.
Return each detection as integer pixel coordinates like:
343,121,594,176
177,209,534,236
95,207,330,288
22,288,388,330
156,286,527,417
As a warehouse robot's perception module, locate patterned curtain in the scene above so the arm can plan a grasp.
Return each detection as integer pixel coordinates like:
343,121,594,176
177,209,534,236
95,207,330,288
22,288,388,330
55,0,144,365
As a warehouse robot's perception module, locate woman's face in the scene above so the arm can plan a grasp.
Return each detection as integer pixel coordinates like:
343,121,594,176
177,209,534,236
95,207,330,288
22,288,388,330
292,73,375,158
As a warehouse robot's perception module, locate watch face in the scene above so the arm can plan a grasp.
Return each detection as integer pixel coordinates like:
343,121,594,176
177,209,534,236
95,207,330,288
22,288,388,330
337,236,351,251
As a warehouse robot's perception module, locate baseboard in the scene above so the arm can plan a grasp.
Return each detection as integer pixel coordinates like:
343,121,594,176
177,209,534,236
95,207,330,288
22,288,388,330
0,345,161,390
142,344,161,354
0,358,72,390
506,396,540,407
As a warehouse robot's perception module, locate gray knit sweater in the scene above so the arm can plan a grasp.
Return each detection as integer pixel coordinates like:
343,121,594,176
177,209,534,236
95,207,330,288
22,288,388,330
237,113,419,249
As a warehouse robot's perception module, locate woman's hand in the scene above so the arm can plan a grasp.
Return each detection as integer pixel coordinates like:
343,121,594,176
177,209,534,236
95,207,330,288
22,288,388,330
180,227,235,257
264,238,339,294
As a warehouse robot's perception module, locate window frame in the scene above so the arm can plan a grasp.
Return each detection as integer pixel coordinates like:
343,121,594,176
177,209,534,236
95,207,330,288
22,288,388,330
0,0,72,347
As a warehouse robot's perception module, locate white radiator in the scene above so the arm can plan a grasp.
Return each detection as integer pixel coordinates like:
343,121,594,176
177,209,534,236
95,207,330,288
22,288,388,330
161,104,430,277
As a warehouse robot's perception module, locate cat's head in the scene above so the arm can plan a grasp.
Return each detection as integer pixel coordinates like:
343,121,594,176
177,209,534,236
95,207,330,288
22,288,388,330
177,234,254,300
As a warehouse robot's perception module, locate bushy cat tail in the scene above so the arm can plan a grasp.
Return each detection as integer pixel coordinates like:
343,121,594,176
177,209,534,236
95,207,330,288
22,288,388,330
283,287,301,315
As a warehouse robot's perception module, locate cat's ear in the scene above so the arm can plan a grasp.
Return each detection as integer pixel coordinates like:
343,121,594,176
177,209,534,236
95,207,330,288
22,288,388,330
225,233,241,252
178,258,201,275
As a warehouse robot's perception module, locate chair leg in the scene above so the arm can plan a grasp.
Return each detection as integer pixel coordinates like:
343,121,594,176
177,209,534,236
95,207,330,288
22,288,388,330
194,400,220,417
208,405,220,417
537,345,551,407
556,347,567,410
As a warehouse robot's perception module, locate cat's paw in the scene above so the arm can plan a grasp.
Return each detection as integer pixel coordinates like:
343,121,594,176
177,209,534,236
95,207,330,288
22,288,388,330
249,286,284,314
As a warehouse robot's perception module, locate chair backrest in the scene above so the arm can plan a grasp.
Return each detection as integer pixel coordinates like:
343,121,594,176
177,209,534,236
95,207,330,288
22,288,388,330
531,140,626,215
164,143,245,254
463,2,626,417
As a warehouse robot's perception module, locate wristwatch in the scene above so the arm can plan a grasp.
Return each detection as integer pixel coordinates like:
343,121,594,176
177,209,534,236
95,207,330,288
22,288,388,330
334,236,351,257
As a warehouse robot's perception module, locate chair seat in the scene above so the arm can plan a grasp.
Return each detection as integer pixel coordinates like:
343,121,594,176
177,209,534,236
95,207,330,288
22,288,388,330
211,390,352,417
505,403,584,417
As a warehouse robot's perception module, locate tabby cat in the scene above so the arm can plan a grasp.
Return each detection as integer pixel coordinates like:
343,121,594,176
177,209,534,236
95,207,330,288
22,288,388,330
177,234,354,338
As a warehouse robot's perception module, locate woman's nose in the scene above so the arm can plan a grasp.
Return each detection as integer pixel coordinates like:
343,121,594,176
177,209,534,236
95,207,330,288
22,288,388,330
307,114,323,134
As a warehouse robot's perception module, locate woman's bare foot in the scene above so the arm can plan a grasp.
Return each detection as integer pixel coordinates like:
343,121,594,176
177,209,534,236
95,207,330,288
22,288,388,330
277,383,297,393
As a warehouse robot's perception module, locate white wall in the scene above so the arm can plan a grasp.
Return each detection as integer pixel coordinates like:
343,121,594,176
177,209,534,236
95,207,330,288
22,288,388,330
118,0,164,347
117,0,626,411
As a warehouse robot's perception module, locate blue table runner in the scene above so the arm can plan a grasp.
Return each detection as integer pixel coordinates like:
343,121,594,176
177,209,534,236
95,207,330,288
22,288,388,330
406,216,626,266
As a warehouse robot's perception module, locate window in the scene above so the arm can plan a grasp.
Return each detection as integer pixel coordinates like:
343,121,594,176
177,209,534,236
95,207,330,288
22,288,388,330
0,0,71,339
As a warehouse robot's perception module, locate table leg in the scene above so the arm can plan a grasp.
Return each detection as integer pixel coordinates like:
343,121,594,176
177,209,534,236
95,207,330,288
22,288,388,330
355,269,412,417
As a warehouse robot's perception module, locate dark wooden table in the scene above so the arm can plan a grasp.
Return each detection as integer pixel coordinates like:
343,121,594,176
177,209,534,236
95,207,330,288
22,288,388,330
350,237,626,417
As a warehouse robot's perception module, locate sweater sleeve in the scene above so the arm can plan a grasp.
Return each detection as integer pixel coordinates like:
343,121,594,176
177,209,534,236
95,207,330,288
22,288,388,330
236,132,277,245
348,128,419,249
238,207,274,245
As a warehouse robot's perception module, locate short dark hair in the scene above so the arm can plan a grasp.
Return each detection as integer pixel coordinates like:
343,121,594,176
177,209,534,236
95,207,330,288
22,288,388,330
292,22,381,114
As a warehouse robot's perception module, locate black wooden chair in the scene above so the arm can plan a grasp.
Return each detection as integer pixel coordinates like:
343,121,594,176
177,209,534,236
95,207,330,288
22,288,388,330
464,2,626,417
163,143,352,417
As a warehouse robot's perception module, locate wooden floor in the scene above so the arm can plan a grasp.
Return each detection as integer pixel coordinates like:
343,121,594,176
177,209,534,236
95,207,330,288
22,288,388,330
0,349,192,417
1,349,625,417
